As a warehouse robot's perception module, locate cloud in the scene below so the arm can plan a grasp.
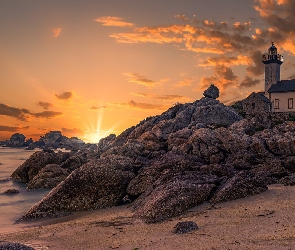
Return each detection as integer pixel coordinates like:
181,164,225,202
130,93,190,102
0,125,19,132
246,50,264,76
198,55,251,67
232,22,251,33
199,65,238,91
61,127,84,136
254,0,295,54
37,101,53,110
123,73,158,88
52,28,62,38
90,106,107,110
0,103,30,121
55,91,73,100
240,76,261,88
95,16,134,27
175,15,189,22
175,77,195,88
33,111,63,119
115,100,168,110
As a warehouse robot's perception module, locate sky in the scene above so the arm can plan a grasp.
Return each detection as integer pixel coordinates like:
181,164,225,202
1,0,295,143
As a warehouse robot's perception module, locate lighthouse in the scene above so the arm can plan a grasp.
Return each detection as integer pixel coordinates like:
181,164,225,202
262,42,283,98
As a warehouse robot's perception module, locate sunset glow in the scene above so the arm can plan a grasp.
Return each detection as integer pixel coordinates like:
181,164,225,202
1,0,295,142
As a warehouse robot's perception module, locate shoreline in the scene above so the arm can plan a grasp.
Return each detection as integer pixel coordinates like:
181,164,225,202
1,184,295,250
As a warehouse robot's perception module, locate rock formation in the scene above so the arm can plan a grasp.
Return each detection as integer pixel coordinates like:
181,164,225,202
203,84,219,99
173,221,199,234
5,133,26,147
14,85,295,223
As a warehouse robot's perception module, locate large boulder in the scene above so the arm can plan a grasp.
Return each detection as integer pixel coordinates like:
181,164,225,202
0,242,34,250
11,149,64,183
133,172,218,223
27,164,69,189
210,171,267,204
5,133,26,147
203,84,219,99
127,153,203,198
21,160,135,219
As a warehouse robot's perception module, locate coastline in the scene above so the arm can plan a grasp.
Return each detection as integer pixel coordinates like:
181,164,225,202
1,184,295,250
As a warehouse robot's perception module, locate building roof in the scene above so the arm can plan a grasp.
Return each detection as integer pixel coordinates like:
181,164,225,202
244,92,271,103
268,79,295,93
256,92,271,103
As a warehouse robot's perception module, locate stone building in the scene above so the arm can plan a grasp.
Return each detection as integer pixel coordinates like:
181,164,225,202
241,92,271,116
241,43,295,116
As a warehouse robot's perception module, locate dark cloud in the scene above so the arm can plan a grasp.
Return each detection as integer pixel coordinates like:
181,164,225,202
55,92,73,100
232,22,251,33
253,0,295,54
246,50,264,77
33,111,63,119
0,125,19,132
240,76,261,88
0,103,29,121
199,65,238,91
37,101,53,110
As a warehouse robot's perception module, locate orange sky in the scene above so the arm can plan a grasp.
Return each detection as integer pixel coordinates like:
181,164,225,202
1,0,295,143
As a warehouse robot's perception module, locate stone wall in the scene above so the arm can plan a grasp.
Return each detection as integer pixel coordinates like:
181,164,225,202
241,92,270,116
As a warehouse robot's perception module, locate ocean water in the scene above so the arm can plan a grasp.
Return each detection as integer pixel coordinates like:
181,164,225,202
0,147,50,233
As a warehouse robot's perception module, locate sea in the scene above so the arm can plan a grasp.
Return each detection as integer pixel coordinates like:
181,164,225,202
0,147,50,233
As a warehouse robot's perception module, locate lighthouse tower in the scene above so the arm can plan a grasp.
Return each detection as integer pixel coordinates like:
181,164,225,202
262,42,283,98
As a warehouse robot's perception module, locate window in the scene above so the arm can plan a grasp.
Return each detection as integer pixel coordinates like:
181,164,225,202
274,99,279,109
288,98,293,109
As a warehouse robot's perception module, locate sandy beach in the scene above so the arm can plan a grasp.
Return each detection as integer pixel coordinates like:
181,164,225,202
0,184,295,250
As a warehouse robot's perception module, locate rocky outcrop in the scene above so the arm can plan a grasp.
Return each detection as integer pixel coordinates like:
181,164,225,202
27,164,69,189
3,189,19,194
0,242,34,250
33,131,85,150
22,161,135,219
210,171,267,204
133,172,218,223
11,150,70,183
17,85,295,223
5,133,26,147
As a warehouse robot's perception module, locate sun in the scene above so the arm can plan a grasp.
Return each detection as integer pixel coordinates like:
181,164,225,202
82,108,118,144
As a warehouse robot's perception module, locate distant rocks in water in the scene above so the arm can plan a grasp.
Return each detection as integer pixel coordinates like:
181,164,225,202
203,84,219,99
5,133,32,147
173,221,199,234
3,130,86,150
0,242,34,250
11,150,69,184
15,90,295,224
3,189,19,195
38,131,84,149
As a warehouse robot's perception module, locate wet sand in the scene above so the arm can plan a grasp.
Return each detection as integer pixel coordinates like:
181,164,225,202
1,184,295,250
